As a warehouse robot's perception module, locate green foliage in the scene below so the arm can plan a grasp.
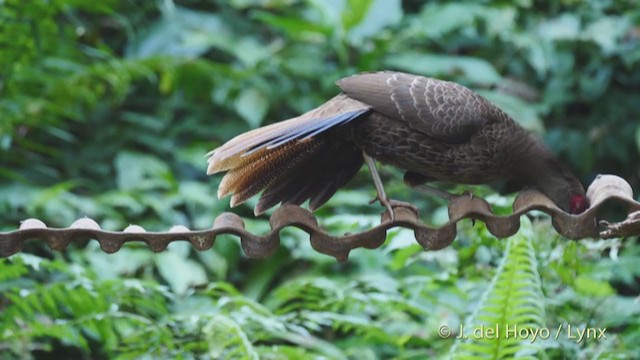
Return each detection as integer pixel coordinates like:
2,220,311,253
0,254,171,357
1,0,639,358
451,219,546,359
3,221,639,358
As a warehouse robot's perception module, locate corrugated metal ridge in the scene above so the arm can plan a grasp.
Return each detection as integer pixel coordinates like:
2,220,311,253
1,175,638,262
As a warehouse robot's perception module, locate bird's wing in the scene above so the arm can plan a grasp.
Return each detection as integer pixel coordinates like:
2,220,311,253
336,71,497,144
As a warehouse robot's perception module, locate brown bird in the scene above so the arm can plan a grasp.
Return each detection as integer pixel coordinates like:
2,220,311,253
207,71,588,217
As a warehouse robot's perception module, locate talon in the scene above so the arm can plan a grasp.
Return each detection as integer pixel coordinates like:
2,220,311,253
389,200,420,216
376,195,395,222
384,201,395,222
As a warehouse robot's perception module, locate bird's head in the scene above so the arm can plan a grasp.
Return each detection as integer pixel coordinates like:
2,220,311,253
532,156,589,214
546,187,588,214
569,193,589,215
513,134,589,214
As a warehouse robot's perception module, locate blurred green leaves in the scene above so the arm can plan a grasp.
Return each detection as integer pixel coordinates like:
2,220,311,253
635,126,640,155
342,0,402,44
156,243,208,295
414,2,516,38
115,151,173,191
386,53,502,85
127,7,228,59
1,0,639,358
573,275,615,297
234,88,270,128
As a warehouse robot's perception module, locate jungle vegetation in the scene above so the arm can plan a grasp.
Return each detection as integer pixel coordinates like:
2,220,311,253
1,0,639,358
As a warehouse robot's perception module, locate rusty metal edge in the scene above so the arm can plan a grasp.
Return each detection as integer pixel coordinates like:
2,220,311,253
1,175,639,261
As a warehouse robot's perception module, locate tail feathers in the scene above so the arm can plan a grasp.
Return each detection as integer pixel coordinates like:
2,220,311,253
217,140,322,207
254,140,364,214
207,93,370,175
251,110,362,152
206,92,370,213
214,135,364,215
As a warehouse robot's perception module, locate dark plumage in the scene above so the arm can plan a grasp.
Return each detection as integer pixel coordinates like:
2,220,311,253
207,71,588,215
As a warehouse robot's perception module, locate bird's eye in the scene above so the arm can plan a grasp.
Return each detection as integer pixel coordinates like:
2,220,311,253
570,194,588,214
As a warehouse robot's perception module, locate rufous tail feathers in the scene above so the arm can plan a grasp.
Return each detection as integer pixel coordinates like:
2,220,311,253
207,94,370,214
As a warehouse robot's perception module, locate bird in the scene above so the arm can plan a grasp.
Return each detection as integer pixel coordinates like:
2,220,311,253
206,71,588,218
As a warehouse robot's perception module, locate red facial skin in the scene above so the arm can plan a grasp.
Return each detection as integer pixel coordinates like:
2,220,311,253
570,194,588,214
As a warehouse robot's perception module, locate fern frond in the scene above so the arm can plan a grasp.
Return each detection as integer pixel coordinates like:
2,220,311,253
450,218,547,360
0,257,29,284
204,314,260,360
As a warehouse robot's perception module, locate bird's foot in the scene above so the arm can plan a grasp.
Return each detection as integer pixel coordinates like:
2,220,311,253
453,191,476,225
388,199,418,212
389,200,420,218
370,197,419,222
370,195,395,221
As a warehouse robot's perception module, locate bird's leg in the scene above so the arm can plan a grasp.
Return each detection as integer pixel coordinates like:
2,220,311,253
363,154,420,221
404,172,474,201
363,153,395,220
411,184,457,201
409,184,476,225
404,173,476,224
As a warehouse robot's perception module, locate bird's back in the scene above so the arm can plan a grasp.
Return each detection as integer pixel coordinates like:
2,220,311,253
337,72,510,144
336,72,529,184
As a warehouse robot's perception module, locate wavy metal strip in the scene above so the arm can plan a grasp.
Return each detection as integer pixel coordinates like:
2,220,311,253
1,175,639,261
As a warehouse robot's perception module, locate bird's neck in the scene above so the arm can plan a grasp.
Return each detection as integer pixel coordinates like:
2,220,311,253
509,133,562,189
509,133,582,212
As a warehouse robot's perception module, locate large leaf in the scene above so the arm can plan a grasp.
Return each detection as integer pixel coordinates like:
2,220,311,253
385,52,502,85
478,90,545,134
126,7,229,59
537,14,581,41
345,0,402,44
114,151,173,191
234,87,269,128
155,243,208,295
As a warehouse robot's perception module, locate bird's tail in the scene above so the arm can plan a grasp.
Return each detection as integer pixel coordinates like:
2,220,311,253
207,94,370,214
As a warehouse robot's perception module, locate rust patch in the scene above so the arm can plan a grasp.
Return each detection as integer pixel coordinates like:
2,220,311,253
1,175,638,261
